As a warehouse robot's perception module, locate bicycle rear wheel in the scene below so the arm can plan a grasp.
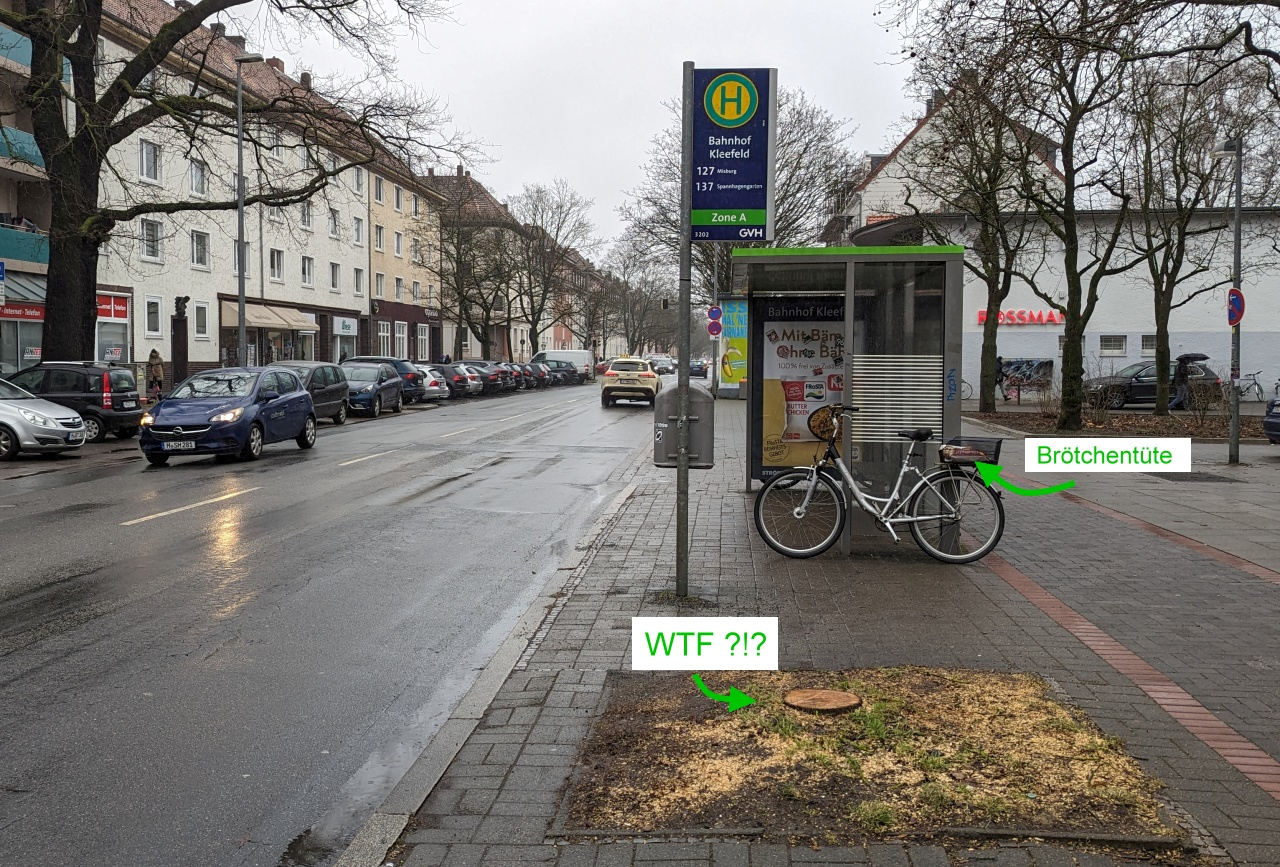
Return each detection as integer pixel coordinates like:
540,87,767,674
754,469,846,558
908,467,1005,564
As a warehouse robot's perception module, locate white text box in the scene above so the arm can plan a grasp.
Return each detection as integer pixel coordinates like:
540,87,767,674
632,617,778,670
1025,437,1191,473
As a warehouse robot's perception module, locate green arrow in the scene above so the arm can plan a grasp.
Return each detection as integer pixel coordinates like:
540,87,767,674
690,673,756,712
975,461,1075,497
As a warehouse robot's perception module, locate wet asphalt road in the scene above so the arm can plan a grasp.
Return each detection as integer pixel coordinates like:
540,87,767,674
0,383,653,866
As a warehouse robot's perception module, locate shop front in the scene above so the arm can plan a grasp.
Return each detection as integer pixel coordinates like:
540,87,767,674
1,287,134,374
219,300,318,366
371,299,437,363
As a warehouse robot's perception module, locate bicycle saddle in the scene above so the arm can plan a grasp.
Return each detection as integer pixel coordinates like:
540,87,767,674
896,428,934,441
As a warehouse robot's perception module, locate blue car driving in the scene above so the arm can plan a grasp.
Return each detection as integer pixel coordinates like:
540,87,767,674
138,367,316,466
341,362,403,416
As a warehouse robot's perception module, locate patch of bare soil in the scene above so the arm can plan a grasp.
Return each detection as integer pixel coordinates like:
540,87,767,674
564,668,1191,855
967,411,1266,440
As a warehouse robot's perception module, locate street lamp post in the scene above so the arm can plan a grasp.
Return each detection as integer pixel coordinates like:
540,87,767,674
1215,137,1244,464
235,53,264,367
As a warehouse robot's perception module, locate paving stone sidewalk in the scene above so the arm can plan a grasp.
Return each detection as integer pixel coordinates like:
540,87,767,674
379,400,1280,867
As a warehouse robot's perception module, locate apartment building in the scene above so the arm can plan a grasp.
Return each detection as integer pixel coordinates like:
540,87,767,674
367,164,445,362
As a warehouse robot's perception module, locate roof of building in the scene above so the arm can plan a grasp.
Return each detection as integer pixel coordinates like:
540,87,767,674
419,168,521,227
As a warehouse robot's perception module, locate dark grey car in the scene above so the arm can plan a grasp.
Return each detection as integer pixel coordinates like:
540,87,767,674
271,361,349,424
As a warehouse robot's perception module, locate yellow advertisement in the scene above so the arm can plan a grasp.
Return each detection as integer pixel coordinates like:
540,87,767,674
760,321,845,469
718,300,748,385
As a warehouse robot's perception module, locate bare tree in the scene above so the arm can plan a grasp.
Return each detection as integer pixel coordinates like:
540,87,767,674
6,0,458,360
620,87,859,301
507,179,596,356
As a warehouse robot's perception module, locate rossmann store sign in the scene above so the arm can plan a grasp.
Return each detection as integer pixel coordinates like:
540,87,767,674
977,308,1065,325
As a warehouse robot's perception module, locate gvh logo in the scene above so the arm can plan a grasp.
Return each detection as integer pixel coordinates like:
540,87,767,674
739,227,764,238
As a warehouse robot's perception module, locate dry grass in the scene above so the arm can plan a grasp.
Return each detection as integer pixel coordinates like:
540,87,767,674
565,668,1182,849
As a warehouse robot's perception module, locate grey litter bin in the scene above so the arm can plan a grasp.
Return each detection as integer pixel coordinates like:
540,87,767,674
654,382,715,469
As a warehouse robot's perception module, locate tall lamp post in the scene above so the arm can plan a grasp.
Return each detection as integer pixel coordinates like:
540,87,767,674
235,52,264,366
1214,136,1243,464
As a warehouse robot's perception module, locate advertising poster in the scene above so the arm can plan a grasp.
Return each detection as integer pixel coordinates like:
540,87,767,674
719,300,747,385
750,298,845,478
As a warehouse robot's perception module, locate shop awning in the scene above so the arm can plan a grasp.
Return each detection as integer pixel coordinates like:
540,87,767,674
272,306,317,331
220,300,290,329
2,271,47,302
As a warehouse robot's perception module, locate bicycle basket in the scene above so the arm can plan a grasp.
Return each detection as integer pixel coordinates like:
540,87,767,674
939,437,1002,464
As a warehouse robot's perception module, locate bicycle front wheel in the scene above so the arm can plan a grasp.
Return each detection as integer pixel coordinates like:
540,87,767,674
960,380,973,399
754,469,846,558
908,467,1005,564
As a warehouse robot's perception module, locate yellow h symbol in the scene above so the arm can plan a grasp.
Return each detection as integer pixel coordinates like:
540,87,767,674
717,83,744,119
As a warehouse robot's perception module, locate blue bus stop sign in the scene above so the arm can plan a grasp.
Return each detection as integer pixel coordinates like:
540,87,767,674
1228,287,1244,327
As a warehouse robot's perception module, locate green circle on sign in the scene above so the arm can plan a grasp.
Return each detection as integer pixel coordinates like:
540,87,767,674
704,73,758,128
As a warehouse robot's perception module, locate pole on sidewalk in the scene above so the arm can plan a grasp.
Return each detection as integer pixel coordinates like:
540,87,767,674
1228,137,1243,465
676,61,694,598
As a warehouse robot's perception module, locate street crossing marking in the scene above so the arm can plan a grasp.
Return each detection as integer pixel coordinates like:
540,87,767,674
339,449,399,466
120,487,261,526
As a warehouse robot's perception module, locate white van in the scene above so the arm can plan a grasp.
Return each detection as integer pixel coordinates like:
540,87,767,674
531,349,595,381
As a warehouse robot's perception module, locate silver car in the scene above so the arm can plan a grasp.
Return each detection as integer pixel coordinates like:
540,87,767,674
0,377,87,459
415,365,453,401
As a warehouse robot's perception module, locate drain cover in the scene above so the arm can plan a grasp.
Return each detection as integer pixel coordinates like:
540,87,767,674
784,689,862,712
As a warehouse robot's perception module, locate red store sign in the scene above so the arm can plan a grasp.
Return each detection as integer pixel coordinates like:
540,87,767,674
977,308,1064,326
1,302,44,321
1,295,129,321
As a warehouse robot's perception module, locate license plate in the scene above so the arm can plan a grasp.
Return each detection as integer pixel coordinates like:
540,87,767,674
162,440,196,451
121,400,137,409
621,378,639,385
67,431,84,443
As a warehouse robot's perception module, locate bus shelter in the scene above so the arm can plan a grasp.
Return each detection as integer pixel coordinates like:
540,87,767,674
729,247,965,516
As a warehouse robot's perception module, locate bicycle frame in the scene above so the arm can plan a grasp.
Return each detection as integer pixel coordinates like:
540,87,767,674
789,434,976,544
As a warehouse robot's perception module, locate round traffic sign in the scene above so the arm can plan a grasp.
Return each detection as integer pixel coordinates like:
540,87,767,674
707,306,723,321
1228,287,1245,327
707,320,723,337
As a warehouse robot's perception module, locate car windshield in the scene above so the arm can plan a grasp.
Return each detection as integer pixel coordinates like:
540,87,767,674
344,365,378,382
171,373,256,397
0,379,34,400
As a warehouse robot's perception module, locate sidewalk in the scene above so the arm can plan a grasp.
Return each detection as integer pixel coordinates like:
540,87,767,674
341,399,1280,867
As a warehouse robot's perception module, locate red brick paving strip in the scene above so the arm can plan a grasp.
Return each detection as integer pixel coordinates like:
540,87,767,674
982,550,1280,802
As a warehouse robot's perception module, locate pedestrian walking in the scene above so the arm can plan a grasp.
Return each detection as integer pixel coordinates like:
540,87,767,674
440,353,452,365
995,356,1010,401
1169,358,1190,410
147,349,165,402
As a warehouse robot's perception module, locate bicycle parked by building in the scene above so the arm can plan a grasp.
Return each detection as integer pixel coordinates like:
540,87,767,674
753,407,1005,564
1224,370,1266,402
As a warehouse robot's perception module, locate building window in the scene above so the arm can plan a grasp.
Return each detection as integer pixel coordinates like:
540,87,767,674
194,301,209,339
301,255,314,287
269,248,284,281
330,262,340,292
393,185,403,211
1099,335,1127,356
410,237,421,265
394,321,408,358
374,272,385,298
145,296,162,336
139,140,161,182
374,175,384,203
354,167,364,195
1141,334,1157,356
412,194,420,217
374,225,384,251
1058,334,1085,355
353,267,364,296
190,160,207,196
377,320,391,355
140,219,163,261
353,216,364,245
417,324,429,361
268,205,284,222
394,276,404,301
328,207,340,238
394,232,403,257
269,129,283,158
300,200,312,228
460,331,469,353
231,241,248,275
412,280,421,301
190,230,209,268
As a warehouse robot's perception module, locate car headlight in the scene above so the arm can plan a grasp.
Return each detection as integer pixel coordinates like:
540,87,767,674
210,407,244,423
18,408,53,427
360,384,374,393
140,412,154,427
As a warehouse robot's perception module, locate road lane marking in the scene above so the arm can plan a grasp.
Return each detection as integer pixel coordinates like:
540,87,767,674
339,449,400,467
439,426,477,439
120,487,261,526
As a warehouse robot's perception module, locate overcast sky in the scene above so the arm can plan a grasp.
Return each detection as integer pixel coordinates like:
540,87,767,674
271,1,917,246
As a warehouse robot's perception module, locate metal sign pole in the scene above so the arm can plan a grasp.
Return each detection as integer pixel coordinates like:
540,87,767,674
676,61,694,598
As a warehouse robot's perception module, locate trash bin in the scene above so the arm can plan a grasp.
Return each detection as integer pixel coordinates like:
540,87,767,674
654,382,715,469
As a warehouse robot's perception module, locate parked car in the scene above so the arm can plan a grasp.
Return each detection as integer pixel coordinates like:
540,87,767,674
4,361,143,442
0,377,87,459
542,359,581,385
502,362,533,389
522,363,549,388
601,357,662,407
1265,398,1280,445
1084,357,1220,408
531,349,595,381
415,365,453,401
689,359,709,378
342,362,404,416
459,366,485,395
138,368,316,466
343,356,426,404
594,357,616,376
271,361,349,424
438,364,474,398
464,361,512,393
646,355,676,375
